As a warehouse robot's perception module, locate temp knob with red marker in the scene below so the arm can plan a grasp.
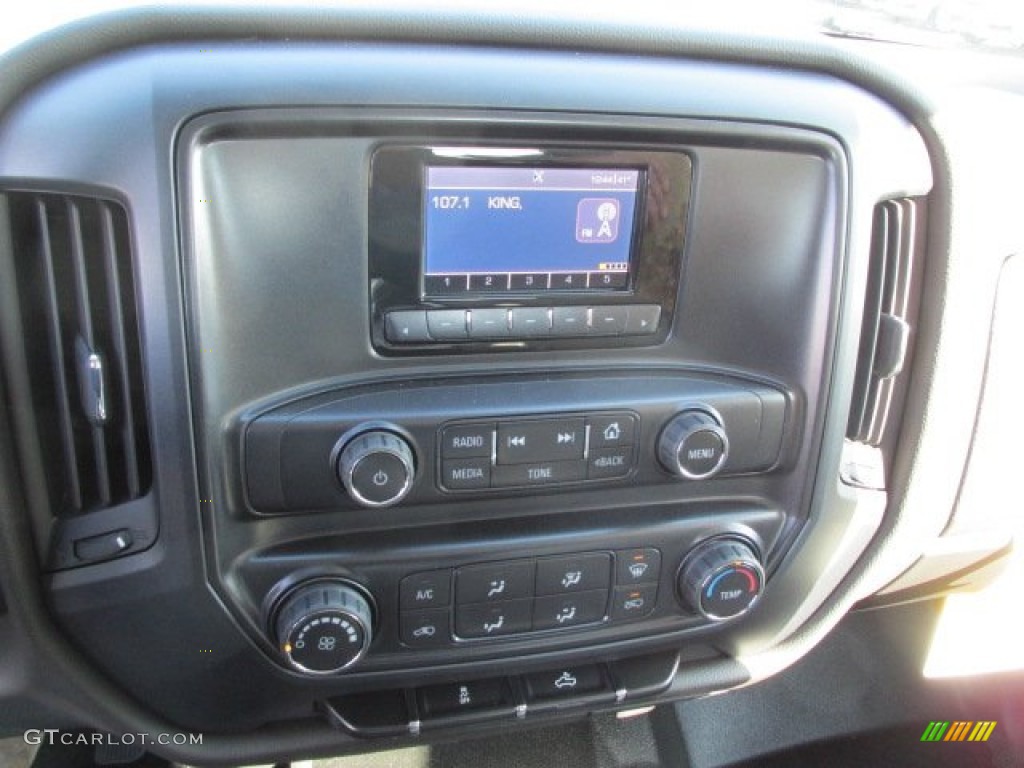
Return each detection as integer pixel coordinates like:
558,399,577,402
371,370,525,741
678,538,764,621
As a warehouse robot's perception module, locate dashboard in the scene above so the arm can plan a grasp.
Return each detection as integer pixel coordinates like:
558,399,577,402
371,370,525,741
0,7,1019,767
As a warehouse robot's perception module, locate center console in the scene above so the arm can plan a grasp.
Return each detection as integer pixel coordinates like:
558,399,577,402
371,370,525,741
173,85,860,736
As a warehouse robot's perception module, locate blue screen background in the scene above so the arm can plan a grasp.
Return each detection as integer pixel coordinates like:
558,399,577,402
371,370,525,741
424,187,638,275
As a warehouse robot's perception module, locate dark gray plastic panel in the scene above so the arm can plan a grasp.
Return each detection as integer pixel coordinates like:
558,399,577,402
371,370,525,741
0,26,938,766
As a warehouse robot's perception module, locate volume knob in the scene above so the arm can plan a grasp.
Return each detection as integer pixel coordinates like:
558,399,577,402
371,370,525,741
337,429,416,508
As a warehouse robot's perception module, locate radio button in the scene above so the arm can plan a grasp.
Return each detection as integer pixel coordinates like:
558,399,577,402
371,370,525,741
536,553,611,596
624,304,661,335
532,590,607,630
551,306,589,337
457,561,535,605
587,413,637,448
400,570,452,610
510,273,549,291
426,309,469,339
586,447,634,480
456,598,532,638
468,308,511,338
400,609,451,647
610,584,658,621
441,424,493,459
589,306,629,335
508,307,551,337
441,458,491,490
614,548,661,586
496,419,585,464
385,311,431,343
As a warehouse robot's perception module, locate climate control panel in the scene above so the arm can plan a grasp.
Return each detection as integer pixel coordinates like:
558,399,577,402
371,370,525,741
397,548,661,648
262,530,767,677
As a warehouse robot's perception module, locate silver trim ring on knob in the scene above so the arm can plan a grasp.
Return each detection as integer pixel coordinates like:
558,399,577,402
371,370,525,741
658,410,730,480
275,580,375,675
336,429,416,508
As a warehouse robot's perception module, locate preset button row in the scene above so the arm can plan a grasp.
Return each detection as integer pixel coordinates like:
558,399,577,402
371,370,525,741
385,304,661,343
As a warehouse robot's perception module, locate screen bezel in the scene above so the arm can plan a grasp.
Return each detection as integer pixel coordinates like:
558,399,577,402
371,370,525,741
418,164,647,299
369,143,692,354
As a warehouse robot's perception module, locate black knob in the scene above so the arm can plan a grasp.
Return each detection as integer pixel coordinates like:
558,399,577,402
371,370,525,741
678,538,764,621
658,410,729,480
274,581,374,674
337,429,416,507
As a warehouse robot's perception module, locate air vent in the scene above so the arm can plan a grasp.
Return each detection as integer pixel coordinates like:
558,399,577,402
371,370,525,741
4,193,151,516
847,198,923,445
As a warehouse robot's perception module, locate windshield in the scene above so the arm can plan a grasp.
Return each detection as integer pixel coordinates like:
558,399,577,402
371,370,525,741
1,0,1022,57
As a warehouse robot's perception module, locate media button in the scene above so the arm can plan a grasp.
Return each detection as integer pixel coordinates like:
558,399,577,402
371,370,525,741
385,311,431,343
587,447,634,479
588,306,629,335
552,272,588,291
532,590,607,630
425,274,468,295
426,309,469,339
551,306,589,337
441,459,491,490
455,598,532,638
496,418,585,464
468,308,511,339
469,273,509,292
509,307,551,337
510,273,549,291
491,460,586,487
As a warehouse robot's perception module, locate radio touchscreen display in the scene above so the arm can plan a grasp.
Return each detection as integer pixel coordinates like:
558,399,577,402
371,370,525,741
422,166,642,295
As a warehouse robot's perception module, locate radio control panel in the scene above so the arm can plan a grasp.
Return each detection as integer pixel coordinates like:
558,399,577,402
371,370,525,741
242,371,789,514
438,412,638,491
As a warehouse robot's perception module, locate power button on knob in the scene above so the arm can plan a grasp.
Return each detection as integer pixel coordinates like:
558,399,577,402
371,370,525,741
337,430,416,507
658,410,729,480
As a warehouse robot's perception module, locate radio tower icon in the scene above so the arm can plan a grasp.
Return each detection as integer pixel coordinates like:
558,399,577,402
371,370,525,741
576,198,620,243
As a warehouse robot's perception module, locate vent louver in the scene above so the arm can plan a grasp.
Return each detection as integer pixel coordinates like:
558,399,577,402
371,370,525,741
6,193,151,516
847,198,922,445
